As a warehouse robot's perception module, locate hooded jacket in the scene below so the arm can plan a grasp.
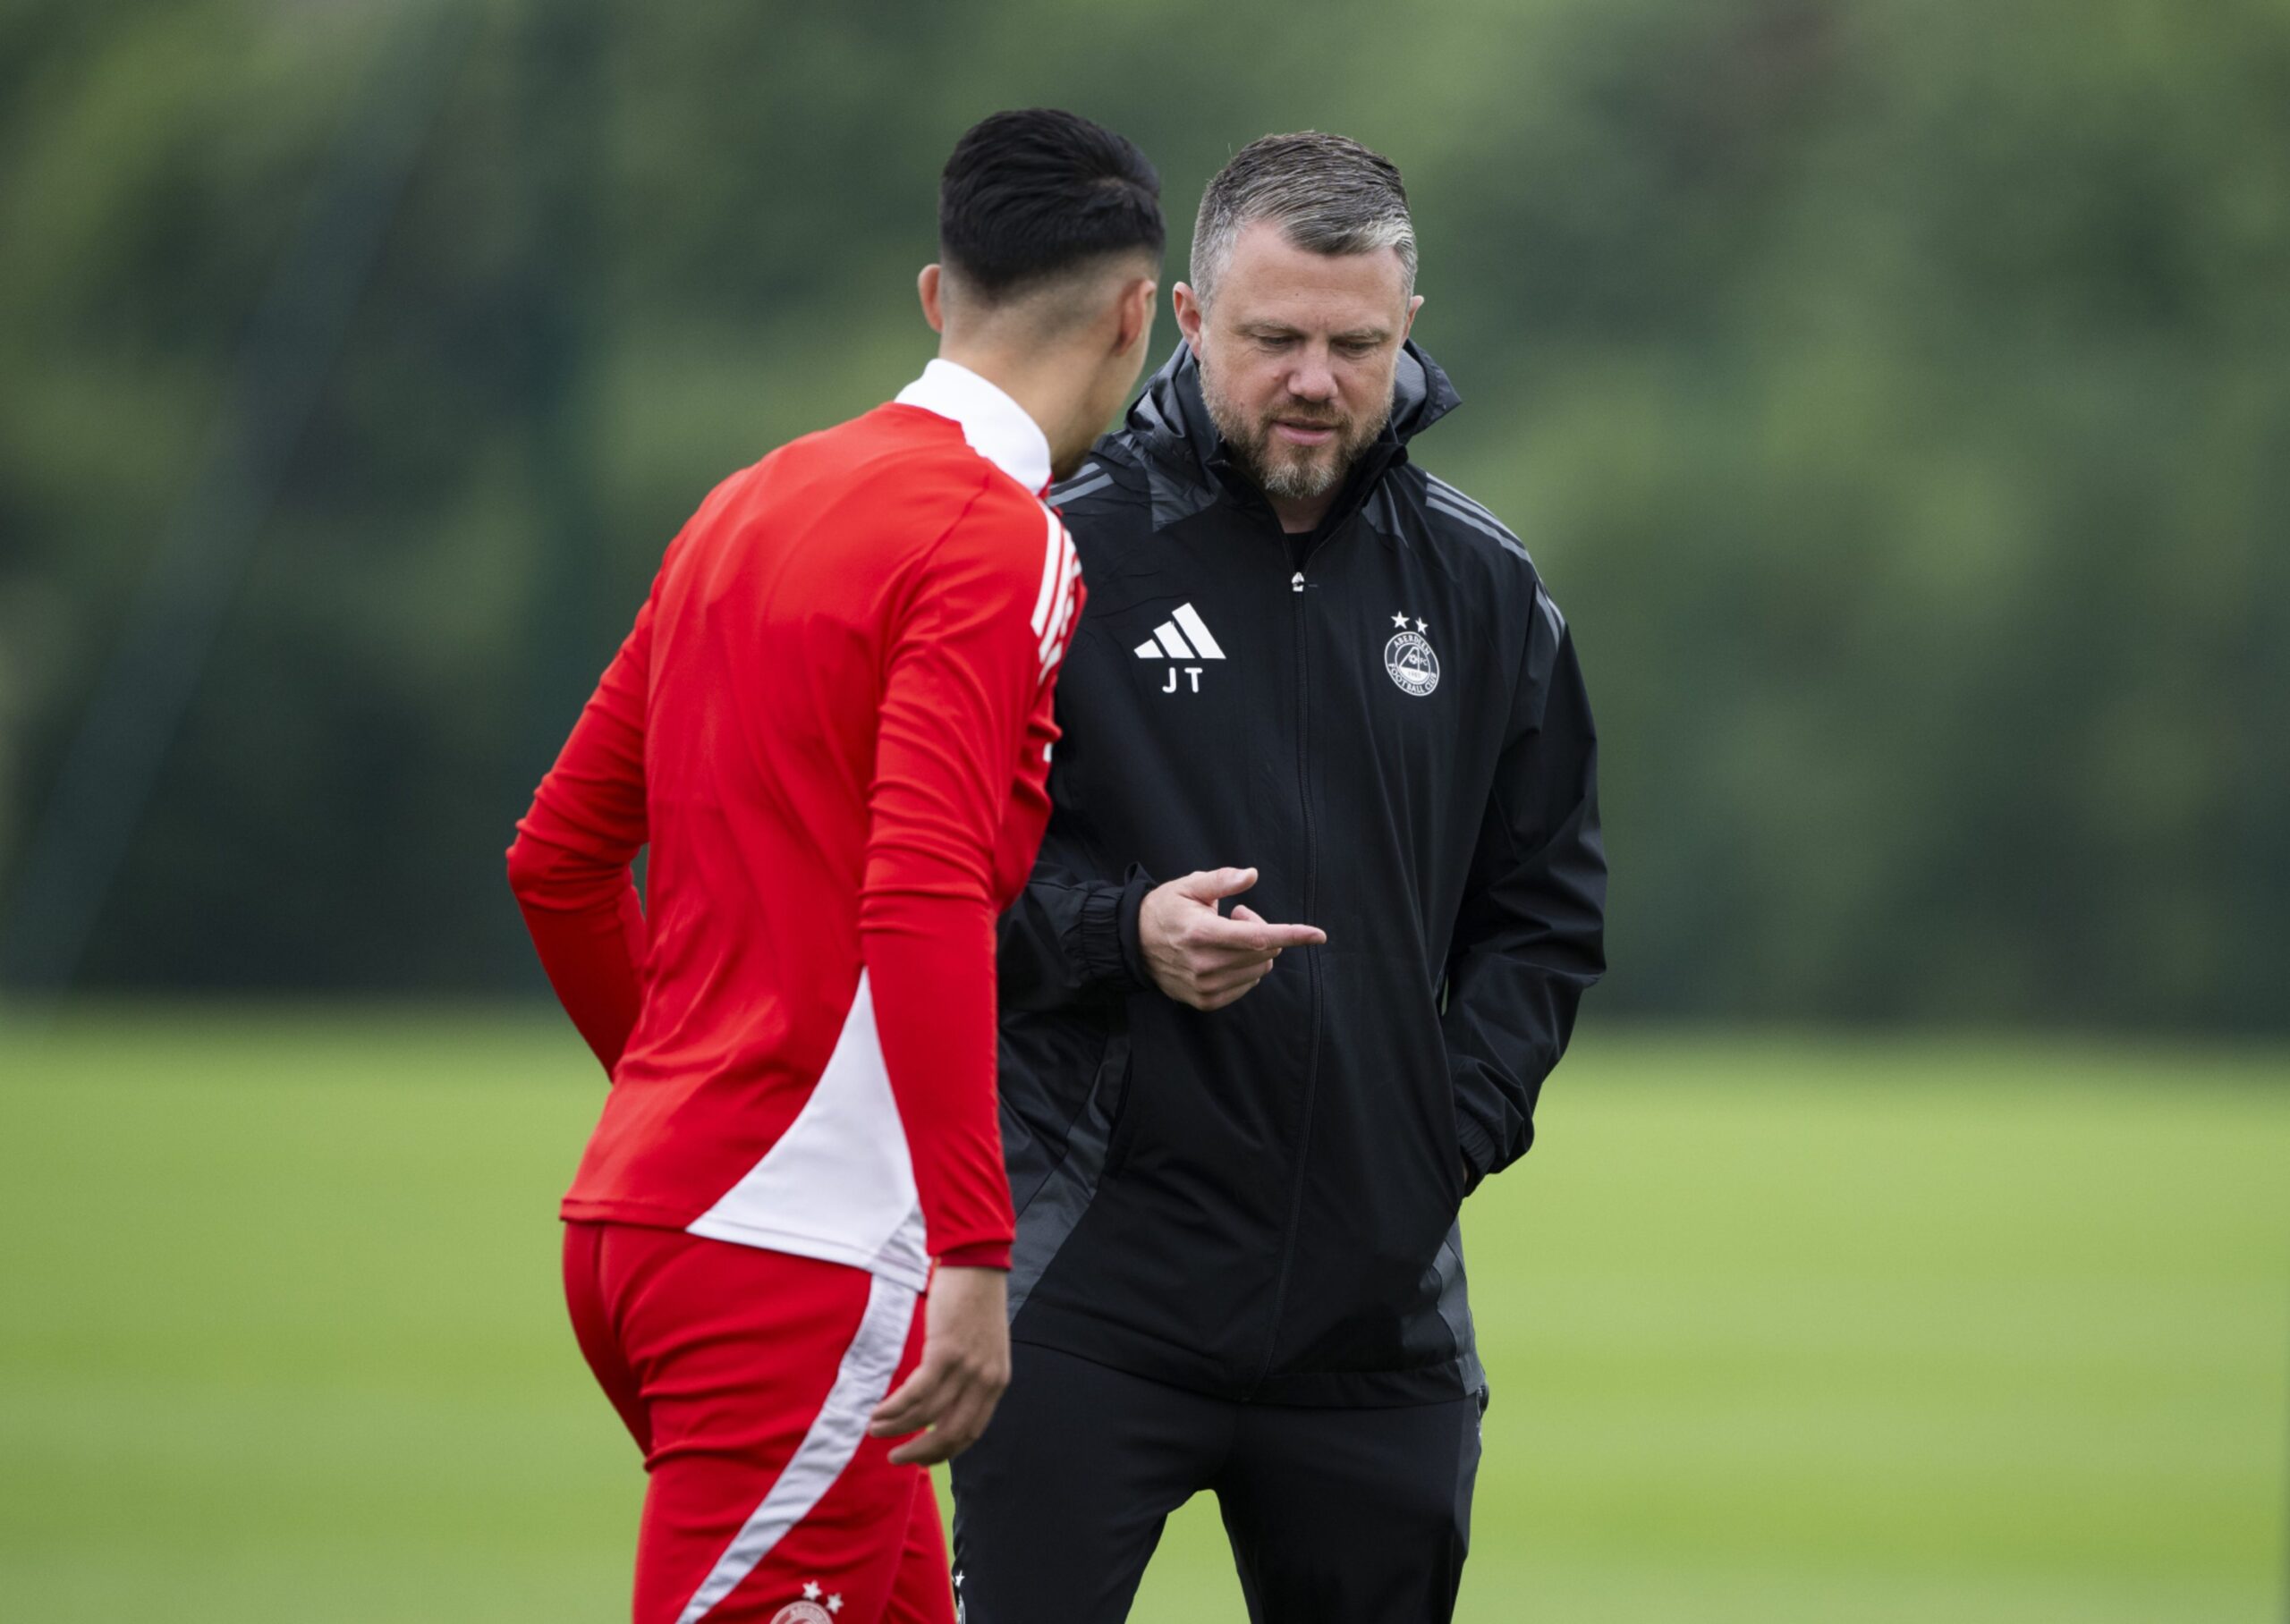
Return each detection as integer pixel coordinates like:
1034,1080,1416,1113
994,341,1605,1406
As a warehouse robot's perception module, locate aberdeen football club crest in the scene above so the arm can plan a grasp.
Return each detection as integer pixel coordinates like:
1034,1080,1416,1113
1384,610,1439,697
770,1580,841,1623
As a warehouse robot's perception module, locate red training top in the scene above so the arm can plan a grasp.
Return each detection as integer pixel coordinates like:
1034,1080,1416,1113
506,360,1082,1282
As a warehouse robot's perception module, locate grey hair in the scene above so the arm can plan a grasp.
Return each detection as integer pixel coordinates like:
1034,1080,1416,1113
1189,131,1417,309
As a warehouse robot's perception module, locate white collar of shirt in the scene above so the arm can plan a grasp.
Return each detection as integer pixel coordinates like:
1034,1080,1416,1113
894,359,1053,495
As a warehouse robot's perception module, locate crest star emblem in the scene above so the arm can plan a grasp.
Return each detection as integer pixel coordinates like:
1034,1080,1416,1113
1383,617,1441,698
802,1582,821,1601
827,1598,844,1614
1391,610,1408,628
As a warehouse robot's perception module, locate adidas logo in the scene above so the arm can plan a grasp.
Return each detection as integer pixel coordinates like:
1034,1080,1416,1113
1132,603,1224,695
1132,604,1226,663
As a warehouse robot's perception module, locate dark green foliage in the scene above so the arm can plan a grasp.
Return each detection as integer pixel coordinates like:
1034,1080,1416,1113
1,0,2283,1026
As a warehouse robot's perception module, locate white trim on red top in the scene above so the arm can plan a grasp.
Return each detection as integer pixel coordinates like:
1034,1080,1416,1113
686,971,930,1291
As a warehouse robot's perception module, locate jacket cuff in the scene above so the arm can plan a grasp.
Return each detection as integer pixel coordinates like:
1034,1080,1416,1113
1115,866,1155,988
935,1242,1012,1271
1076,866,1154,993
1455,1110,1500,1196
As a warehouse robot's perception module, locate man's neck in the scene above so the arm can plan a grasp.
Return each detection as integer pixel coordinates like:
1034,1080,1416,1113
1268,490,1337,535
937,342,1078,471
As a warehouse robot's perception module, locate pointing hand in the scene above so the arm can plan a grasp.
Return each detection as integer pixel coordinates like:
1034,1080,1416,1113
1138,867,1326,1011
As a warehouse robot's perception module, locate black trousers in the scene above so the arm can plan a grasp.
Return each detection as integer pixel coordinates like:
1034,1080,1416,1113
950,1341,1483,1624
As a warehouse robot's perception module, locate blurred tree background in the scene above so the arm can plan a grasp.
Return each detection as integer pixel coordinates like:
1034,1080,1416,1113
1,0,2284,1028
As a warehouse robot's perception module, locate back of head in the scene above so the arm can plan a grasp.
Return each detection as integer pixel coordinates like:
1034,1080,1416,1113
939,108,1166,319
1190,131,1416,310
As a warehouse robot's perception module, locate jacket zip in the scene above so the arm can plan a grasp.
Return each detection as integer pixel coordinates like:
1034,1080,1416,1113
1253,561,1324,1391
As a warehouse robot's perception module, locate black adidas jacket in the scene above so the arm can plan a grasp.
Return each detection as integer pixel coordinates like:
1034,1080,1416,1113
994,341,1605,1406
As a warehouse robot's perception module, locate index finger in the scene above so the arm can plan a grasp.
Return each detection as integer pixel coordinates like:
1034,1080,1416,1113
1197,915,1327,952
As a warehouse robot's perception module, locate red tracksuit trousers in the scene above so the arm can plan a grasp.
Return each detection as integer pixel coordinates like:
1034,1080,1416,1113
563,1222,957,1624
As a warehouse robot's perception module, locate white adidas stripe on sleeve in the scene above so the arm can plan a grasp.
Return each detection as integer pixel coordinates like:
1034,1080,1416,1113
1027,507,1064,636
1039,538,1081,672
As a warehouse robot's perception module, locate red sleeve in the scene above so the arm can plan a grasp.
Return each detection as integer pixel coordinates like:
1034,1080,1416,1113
863,488,1080,1270
505,592,653,1076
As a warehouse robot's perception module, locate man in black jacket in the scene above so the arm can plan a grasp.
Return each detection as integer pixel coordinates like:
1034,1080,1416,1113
951,133,1606,1623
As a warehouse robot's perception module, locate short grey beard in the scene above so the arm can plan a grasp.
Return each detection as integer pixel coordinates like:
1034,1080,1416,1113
1200,365,1391,504
1255,449,1344,502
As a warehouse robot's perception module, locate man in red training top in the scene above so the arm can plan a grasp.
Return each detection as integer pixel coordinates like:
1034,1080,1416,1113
505,109,1163,1624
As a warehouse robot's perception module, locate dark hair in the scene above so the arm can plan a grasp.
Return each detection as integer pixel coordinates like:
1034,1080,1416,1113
939,108,1165,299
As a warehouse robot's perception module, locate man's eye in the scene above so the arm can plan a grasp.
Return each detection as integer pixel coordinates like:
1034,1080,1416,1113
1338,341,1378,357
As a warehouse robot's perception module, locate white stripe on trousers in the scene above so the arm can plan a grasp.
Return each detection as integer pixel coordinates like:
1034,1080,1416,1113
674,1273,920,1624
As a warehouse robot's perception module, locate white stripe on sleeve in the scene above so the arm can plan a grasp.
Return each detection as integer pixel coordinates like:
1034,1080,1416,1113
1028,506,1063,635
1037,530,1079,666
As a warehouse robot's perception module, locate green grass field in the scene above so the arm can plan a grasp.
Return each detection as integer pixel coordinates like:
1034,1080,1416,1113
1,1010,2284,1621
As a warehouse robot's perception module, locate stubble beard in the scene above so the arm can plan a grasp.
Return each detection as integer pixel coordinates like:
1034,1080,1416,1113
1200,365,1393,503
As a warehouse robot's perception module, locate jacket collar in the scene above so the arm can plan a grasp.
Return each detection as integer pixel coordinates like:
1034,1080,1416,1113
1124,338,1463,537
895,359,1053,494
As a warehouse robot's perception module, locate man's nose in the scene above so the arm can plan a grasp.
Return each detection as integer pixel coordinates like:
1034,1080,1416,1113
1286,359,1337,402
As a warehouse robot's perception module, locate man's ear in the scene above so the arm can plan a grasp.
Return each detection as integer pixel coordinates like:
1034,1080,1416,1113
1173,282,1205,350
1402,292,1424,343
1115,277,1158,356
918,264,946,334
